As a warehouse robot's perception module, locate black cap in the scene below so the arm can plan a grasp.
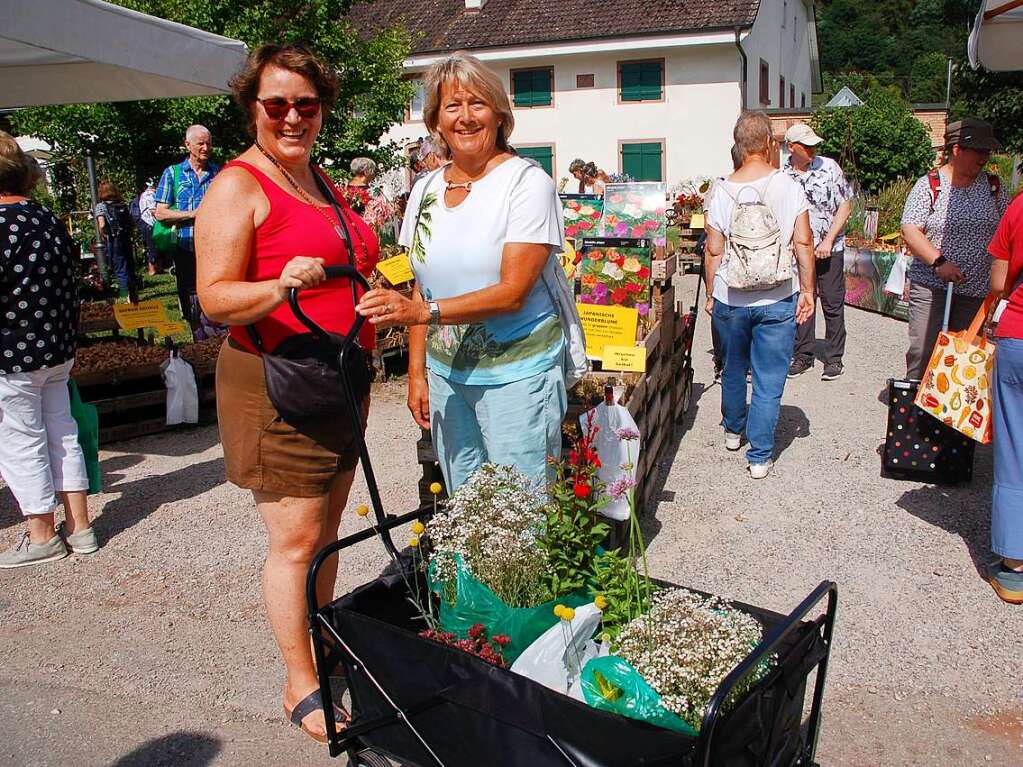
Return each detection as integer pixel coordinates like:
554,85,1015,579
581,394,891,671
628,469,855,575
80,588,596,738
945,117,1002,151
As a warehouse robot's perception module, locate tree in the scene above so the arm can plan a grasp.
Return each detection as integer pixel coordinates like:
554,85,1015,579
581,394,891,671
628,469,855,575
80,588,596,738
954,64,1023,155
9,0,413,212
813,89,934,195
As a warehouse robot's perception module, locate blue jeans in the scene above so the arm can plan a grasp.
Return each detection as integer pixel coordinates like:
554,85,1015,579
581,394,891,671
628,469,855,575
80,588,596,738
713,295,797,464
993,338,1023,559
429,365,567,493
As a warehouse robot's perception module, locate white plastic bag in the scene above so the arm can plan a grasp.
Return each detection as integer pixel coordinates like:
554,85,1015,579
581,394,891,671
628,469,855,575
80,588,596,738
161,355,199,425
511,603,602,696
883,249,911,297
582,397,641,521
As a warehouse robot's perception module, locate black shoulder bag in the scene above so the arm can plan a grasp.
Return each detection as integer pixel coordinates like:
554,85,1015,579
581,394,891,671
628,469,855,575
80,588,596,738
246,168,374,428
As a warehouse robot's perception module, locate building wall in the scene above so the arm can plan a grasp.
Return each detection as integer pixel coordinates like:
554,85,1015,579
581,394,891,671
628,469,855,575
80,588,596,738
381,43,744,188
742,0,814,110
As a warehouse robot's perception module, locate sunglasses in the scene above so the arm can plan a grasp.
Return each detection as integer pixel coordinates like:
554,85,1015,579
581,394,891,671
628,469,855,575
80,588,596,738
257,97,322,120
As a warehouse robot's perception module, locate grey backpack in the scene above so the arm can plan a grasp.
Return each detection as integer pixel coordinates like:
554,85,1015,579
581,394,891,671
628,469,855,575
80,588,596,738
721,172,793,291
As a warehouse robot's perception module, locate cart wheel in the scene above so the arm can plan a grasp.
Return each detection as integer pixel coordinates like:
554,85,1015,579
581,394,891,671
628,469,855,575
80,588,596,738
681,369,694,414
348,748,391,767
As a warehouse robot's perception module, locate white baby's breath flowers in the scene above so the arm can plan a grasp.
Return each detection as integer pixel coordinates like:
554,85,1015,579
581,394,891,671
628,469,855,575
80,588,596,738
427,464,554,607
613,588,771,731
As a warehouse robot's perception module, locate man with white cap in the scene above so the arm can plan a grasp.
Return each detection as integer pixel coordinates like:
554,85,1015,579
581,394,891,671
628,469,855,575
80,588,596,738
782,123,853,380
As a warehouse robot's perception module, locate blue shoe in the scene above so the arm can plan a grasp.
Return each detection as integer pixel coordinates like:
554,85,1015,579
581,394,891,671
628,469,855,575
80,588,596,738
988,562,1023,605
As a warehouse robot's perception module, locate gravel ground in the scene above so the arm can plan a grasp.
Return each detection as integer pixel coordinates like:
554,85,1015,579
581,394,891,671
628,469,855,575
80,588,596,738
1,294,1022,766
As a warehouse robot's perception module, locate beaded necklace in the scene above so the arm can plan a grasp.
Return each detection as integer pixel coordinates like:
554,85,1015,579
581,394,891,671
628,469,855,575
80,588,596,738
254,141,366,260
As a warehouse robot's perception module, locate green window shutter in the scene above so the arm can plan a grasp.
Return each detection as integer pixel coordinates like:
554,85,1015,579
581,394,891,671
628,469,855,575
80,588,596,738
518,146,554,176
513,69,551,107
621,61,662,101
621,142,662,182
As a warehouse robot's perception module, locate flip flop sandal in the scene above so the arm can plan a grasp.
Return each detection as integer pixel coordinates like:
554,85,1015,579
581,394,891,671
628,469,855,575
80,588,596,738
284,689,350,744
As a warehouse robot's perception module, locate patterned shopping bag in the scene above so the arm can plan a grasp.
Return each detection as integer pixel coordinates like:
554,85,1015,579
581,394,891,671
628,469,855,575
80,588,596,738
914,296,996,444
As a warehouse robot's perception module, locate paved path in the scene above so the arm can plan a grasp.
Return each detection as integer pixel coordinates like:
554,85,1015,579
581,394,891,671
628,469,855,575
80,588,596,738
1,299,1021,765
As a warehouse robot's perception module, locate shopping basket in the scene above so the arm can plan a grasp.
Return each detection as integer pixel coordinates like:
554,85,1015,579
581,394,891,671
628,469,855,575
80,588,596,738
290,266,838,767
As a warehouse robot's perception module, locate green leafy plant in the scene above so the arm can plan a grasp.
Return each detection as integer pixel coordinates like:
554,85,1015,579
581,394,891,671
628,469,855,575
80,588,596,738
538,419,610,596
589,548,652,639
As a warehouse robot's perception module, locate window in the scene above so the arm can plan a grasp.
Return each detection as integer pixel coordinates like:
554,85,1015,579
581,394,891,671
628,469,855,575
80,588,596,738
619,60,664,102
759,60,770,105
780,76,786,109
517,145,554,176
620,141,663,182
801,92,806,108
408,79,426,122
782,0,788,27
511,68,553,108
789,84,795,109
576,73,594,88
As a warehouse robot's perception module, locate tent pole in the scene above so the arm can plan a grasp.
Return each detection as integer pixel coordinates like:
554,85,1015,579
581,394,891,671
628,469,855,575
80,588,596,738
85,150,107,278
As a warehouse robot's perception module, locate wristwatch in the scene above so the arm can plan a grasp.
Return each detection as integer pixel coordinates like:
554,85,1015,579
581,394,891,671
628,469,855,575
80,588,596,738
931,255,947,271
428,300,441,326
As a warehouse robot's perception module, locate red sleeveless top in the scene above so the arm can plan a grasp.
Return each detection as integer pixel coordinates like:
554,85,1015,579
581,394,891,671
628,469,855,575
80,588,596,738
224,160,379,354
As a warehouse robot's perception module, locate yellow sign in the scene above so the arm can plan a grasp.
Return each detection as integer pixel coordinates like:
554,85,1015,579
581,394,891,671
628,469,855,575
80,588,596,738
560,241,578,280
152,321,188,337
689,212,705,230
577,303,639,360
602,345,647,372
113,300,168,330
376,254,415,285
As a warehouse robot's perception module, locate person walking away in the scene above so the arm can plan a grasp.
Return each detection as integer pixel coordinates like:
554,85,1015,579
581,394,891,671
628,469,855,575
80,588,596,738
154,125,220,338
901,118,1008,379
704,111,815,479
568,159,607,195
94,180,136,298
782,123,853,381
344,157,376,213
195,44,380,743
133,179,161,275
0,131,98,568
355,53,568,494
987,191,1023,604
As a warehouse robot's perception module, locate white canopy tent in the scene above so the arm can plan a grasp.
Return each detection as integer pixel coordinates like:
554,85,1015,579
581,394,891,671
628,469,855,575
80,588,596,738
0,0,248,109
969,0,1023,72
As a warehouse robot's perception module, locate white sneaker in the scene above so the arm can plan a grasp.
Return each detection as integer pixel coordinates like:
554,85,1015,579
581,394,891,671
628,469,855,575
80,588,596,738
724,431,742,451
748,461,774,480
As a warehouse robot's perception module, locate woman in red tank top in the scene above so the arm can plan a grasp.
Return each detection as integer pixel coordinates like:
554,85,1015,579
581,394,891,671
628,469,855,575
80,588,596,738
194,44,378,743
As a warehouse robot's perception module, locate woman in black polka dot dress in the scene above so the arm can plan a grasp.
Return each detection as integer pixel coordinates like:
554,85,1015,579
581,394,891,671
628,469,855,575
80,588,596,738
0,131,97,568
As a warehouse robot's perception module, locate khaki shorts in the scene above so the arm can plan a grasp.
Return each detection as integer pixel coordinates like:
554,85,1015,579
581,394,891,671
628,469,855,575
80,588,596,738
216,338,366,497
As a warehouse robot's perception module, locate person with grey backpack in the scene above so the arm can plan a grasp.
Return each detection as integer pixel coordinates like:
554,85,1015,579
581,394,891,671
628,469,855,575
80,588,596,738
703,112,815,479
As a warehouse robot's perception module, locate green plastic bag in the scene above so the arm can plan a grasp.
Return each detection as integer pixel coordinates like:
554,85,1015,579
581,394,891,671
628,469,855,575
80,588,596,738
427,554,589,664
68,380,102,495
152,164,180,254
580,655,697,736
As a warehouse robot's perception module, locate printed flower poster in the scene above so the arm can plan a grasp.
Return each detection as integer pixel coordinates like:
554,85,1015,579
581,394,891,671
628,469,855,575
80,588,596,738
599,183,668,247
578,238,653,323
560,194,605,243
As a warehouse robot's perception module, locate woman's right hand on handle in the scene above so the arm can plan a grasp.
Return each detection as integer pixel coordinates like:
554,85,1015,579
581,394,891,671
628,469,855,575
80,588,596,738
276,256,326,302
408,374,430,429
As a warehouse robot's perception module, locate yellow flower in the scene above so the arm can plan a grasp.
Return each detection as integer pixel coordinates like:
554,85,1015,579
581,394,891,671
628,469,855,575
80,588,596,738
553,604,566,619
411,521,425,535
429,482,443,495
409,536,420,548
622,257,642,273
356,504,370,517
594,595,608,610
561,607,576,622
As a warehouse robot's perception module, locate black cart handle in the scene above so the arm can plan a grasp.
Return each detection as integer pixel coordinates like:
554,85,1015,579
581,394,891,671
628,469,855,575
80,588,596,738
287,264,371,350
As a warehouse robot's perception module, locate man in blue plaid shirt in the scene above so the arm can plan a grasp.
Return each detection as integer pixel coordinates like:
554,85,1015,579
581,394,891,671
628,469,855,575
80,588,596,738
154,124,220,336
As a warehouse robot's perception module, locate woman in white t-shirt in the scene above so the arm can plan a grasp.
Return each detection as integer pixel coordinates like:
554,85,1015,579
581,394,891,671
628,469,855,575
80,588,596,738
704,112,815,479
356,54,567,493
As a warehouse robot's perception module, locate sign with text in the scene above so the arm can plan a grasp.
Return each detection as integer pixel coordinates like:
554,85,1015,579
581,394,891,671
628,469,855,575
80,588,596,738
689,212,705,230
602,345,647,372
152,321,188,337
376,254,415,285
113,300,168,330
577,303,638,360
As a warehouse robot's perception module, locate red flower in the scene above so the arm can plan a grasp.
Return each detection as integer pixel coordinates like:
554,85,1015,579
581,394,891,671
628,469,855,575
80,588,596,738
574,482,592,499
468,623,486,640
612,287,629,304
613,255,626,267
492,635,511,646
637,266,650,280
626,282,642,294
631,225,647,238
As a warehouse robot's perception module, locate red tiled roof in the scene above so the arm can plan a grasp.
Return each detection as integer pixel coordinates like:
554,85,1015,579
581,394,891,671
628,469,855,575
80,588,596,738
348,0,761,55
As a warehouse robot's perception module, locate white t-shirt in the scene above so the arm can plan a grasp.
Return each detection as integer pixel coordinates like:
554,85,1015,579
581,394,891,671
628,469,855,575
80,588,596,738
705,171,809,307
399,156,565,385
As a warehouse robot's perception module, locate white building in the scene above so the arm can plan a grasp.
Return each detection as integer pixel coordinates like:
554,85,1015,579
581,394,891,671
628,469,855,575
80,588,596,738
351,0,821,186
